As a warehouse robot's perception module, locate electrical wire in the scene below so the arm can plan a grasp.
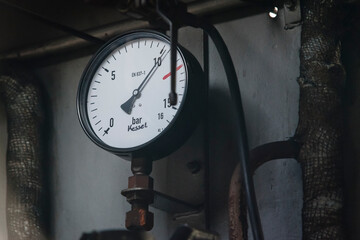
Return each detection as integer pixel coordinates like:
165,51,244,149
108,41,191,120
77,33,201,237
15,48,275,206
183,14,264,240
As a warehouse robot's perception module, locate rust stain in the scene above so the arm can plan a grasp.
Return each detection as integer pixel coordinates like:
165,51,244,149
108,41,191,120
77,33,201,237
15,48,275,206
138,209,146,226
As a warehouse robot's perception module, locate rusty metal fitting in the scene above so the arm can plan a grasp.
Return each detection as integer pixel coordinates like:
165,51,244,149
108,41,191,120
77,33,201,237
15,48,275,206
128,175,153,189
121,188,154,204
122,158,155,231
122,175,154,204
126,208,154,231
121,187,154,231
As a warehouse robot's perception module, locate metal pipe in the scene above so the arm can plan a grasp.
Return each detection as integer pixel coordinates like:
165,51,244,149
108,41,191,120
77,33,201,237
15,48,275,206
0,20,149,60
297,0,345,238
229,163,247,240
249,140,300,172
0,0,263,60
0,0,105,45
0,66,50,240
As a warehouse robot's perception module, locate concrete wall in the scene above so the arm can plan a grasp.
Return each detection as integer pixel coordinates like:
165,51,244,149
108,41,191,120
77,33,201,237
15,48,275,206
208,13,302,239
0,102,7,240
0,11,302,240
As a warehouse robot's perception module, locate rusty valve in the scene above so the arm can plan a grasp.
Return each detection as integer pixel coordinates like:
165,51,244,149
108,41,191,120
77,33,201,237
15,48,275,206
121,175,154,231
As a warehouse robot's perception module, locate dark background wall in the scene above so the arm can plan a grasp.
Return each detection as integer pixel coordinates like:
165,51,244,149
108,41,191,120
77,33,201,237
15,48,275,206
0,2,306,239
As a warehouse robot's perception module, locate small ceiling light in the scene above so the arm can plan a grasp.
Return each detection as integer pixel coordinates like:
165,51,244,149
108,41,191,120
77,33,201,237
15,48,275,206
269,7,279,19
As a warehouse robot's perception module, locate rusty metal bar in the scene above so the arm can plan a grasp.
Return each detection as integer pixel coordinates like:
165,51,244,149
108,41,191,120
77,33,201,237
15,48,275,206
228,140,300,240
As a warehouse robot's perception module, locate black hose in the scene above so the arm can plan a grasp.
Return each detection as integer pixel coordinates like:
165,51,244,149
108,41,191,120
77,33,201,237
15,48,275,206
182,14,264,240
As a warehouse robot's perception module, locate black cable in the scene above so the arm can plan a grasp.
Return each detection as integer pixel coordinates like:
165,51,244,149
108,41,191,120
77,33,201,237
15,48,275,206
0,0,105,45
203,31,211,231
168,23,179,105
183,14,264,240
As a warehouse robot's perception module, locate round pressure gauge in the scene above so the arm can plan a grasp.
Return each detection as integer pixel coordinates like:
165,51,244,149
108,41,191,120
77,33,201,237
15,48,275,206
77,30,203,160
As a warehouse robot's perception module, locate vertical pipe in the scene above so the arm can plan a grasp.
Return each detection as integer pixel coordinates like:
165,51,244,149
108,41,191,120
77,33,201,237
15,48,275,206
296,0,345,238
0,69,48,240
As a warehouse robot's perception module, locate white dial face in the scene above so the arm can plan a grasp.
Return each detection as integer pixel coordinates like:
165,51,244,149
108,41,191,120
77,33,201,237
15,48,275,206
86,36,187,149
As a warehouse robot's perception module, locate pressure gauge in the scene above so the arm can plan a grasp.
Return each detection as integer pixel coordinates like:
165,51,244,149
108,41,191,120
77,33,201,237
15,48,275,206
77,30,204,160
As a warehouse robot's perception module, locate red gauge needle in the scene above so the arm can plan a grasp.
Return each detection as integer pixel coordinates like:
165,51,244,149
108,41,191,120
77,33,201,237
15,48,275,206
162,64,183,80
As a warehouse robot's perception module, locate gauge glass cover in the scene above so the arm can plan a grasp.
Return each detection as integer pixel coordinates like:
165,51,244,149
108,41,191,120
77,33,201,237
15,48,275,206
85,36,187,149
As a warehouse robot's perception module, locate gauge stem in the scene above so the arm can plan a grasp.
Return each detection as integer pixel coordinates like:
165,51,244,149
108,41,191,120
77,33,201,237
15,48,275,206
169,23,178,106
156,0,179,106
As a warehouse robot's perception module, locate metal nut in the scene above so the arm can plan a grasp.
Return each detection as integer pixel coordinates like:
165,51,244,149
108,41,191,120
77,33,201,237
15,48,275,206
126,209,154,231
128,175,153,189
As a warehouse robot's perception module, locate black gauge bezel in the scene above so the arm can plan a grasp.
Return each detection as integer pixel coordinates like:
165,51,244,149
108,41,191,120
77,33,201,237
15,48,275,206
77,30,204,160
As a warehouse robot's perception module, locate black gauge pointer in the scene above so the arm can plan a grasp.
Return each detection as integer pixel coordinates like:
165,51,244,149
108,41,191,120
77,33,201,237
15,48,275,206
121,50,168,114
121,63,156,114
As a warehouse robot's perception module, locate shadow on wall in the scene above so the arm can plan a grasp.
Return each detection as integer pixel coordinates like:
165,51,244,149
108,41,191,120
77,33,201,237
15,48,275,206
207,87,270,233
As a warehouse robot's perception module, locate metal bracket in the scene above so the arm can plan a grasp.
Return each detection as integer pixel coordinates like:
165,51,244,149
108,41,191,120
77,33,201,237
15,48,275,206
152,190,202,215
283,0,301,30
170,226,219,240
121,158,203,231
79,226,218,240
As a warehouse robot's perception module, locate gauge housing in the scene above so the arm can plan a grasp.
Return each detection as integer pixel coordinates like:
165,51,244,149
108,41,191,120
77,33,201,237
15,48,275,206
77,30,204,160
